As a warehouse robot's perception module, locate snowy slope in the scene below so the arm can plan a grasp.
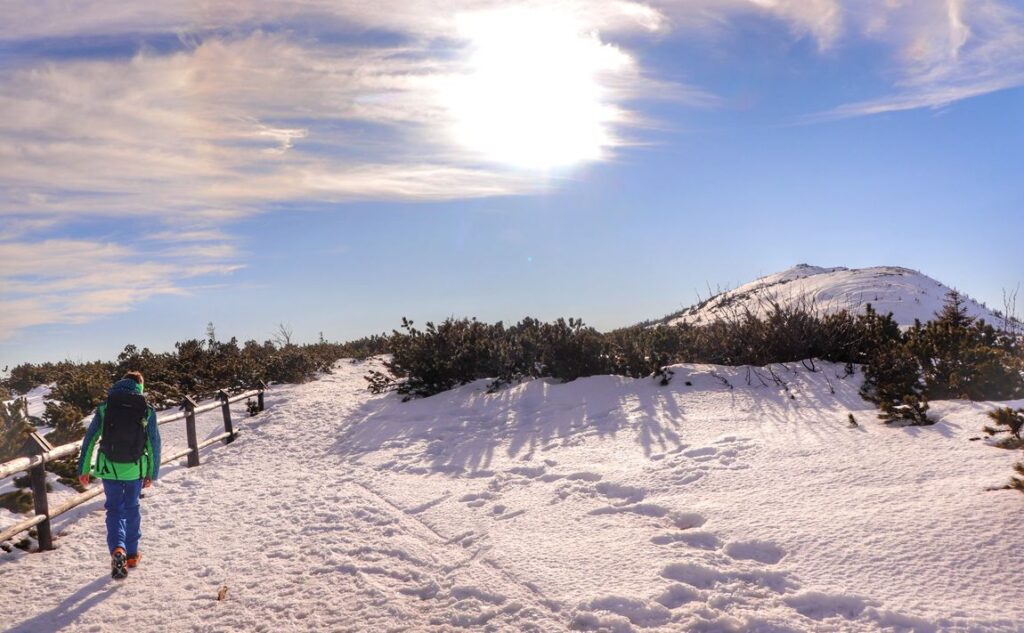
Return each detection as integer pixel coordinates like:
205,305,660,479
2,359,1022,632
2,383,52,420
662,264,1009,327
19,384,52,419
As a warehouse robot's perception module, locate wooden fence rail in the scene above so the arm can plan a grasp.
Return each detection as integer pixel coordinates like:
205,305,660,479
0,383,267,550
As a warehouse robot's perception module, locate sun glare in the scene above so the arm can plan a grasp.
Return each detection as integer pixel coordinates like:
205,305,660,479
444,8,630,169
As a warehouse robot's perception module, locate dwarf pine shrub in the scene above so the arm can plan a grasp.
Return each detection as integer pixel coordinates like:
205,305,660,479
3,330,391,428
984,407,1024,449
0,400,32,463
367,292,1022,418
1011,462,1024,493
906,292,1024,401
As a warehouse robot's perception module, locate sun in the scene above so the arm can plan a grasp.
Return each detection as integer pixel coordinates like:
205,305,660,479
443,7,631,170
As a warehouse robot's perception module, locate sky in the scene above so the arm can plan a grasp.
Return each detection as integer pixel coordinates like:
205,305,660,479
1,0,1023,367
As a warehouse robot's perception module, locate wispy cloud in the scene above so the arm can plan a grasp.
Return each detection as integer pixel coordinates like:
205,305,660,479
647,0,1024,118
0,1,666,42
649,0,843,50
145,229,234,243
0,239,242,339
823,0,1024,118
0,216,62,240
0,9,689,220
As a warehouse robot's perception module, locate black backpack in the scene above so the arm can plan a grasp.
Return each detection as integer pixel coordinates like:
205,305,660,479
100,391,149,463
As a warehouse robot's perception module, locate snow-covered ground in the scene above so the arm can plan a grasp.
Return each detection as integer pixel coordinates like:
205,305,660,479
1,359,1022,632
2,383,53,428
18,384,53,420
663,265,1010,327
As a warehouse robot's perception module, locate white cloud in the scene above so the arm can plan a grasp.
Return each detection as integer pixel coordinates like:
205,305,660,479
0,216,61,239
744,0,844,49
145,228,234,243
0,239,242,339
647,0,1024,117
0,1,665,42
0,10,688,222
647,0,843,50
825,0,1024,117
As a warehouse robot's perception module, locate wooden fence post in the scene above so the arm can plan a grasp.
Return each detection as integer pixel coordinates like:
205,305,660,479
23,432,54,551
182,396,200,468
217,390,235,444
257,381,267,412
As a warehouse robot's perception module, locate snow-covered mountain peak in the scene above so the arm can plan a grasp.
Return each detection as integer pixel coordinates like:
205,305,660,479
773,263,848,281
663,265,1005,327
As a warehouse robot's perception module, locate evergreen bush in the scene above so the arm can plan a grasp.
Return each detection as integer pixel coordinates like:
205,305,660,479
984,407,1024,449
1011,462,1024,493
0,400,32,463
905,291,1024,401
366,291,1022,422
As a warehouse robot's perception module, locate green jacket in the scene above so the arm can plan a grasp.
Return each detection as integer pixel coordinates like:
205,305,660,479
78,397,161,481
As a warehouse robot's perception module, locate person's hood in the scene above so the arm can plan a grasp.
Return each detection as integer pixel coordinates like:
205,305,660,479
108,378,142,396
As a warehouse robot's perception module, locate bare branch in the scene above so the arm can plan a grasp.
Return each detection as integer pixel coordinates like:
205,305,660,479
1002,284,1021,335
273,322,294,348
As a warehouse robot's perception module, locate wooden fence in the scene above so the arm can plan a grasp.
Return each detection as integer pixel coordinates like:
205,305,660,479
0,383,267,550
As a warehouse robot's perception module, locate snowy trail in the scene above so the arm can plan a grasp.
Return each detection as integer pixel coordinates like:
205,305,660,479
2,359,1023,632
1,363,563,632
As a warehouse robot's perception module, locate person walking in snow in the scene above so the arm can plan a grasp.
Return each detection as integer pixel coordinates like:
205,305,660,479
77,371,161,579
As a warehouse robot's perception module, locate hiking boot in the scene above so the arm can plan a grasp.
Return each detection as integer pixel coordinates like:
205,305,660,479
111,547,128,580
127,552,142,568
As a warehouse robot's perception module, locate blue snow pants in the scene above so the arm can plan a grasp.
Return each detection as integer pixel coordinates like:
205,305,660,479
102,479,143,555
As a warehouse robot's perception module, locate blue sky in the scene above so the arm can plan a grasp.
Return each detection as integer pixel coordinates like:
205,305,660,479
1,1,1022,366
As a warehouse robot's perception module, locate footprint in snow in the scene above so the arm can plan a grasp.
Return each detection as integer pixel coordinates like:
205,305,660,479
565,471,602,482
557,476,647,510
549,473,605,503
783,591,869,620
450,585,508,605
594,481,646,505
667,470,706,486
670,511,706,530
650,530,721,550
459,491,495,509
723,540,787,565
659,561,796,595
589,503,669,519
508,465,546,479
654,584,702,609
573,595,672,630
660,562,725,589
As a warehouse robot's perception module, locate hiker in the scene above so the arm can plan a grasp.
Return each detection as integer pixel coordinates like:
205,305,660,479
77,371,161,579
